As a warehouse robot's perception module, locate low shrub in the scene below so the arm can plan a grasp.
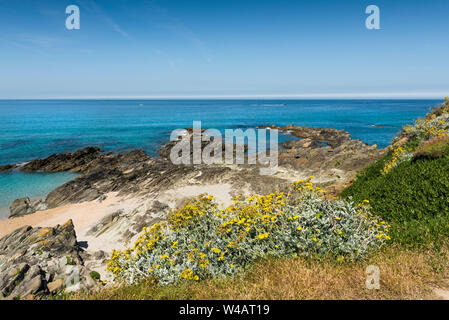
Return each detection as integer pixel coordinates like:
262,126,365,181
107,179,387,285
90,271,101,282
400,100,449,141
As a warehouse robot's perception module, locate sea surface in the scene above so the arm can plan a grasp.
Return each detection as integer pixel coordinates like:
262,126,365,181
0,99,443,218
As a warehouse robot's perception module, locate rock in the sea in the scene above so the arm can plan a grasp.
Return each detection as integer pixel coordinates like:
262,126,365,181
5,123,384,231
20,147,102,173
271,124,385,179
0,164,17,172
0,220,100,299
158,127,248,160
9,197,36,218
18,147,150,175
264,125,352,148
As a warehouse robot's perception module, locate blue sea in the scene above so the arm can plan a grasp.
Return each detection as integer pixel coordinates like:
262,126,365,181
0,99,443,218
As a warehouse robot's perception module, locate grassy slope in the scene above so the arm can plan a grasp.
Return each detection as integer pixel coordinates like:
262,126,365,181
342,139,449,247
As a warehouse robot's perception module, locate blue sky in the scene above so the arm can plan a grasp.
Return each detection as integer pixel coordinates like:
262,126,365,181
0,0,448,99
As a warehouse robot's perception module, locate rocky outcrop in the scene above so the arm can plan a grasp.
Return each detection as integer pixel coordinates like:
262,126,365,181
5,149,152,214
9,198,47,218
42,155,227,209
263,125,352,148
261,125,386,183
20,147,102,173
0,164,17,172
157,127,248,160
0,220,100,299
7,125,384,216
18,147,150,175
9,198,36,218
279,135,381,172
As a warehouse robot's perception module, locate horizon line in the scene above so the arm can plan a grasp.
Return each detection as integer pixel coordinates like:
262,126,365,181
0,92,448,100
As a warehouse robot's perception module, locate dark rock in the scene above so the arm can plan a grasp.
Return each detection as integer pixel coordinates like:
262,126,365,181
20,147,102,173
31,199,47,211
150,201,170,213
267,124,385,178
86,210,124,237
47,279,64,295
9,198,47,219
9,197,36,218
0,220,99,299
93,250,107,260
0,164,17,172
158,128,248,160
263,125,352,148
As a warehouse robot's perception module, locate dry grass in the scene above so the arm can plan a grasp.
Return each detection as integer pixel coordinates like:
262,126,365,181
71,244,449,300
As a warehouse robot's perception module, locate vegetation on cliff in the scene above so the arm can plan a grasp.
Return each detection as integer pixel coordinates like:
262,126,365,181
342,98,449,247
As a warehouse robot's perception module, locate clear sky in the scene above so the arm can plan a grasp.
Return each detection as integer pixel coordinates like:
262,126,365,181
0,0,448,99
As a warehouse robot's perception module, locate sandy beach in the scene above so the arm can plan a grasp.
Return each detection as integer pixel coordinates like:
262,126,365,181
0,192,139,251
0,183,235,254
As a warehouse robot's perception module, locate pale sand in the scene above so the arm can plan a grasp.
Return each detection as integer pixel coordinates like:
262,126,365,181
159,183,234,208
0,183,235,281
0,183,234,253
0,192,141,252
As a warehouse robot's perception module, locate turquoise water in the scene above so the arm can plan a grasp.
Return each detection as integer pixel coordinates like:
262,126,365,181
0,171,79,218
0,99,443,218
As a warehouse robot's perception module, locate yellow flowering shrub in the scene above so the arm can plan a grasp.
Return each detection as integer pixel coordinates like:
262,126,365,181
382,145,413,174
107,179,388,285
402,100,449,140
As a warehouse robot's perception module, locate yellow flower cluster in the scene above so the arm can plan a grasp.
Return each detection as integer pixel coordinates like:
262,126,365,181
168,194,217,230
180,268,199,281
385,101,449,174
382,145,412,174
375,220,391,240
403,103,449,140
106,221,167,275
293,177,323,193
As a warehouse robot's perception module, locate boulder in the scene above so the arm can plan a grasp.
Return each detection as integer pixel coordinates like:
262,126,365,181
0,164,17,172
20,147,102,173
9,197,36,218
47,279,64,295
0,220,100,299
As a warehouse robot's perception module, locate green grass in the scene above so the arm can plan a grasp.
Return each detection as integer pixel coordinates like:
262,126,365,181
342,141,449,247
